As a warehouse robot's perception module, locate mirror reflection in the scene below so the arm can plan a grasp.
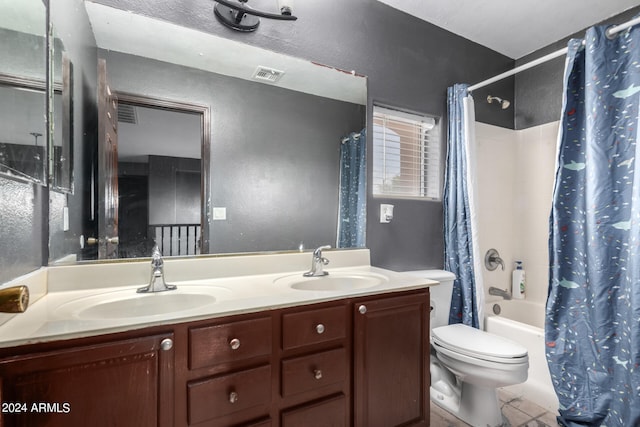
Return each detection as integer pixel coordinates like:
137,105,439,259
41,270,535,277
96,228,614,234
48,1,367,263
0,0,47,185
117,103,203,258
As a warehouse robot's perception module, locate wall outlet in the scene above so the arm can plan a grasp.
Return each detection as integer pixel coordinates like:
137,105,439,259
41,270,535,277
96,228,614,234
380,204,394,223
213,207,227,220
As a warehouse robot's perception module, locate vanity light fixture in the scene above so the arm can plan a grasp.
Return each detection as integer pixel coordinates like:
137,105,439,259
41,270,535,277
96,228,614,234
213,0,297,32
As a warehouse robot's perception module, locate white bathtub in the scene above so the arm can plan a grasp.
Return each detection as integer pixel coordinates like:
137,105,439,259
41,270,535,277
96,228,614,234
484,299,559,412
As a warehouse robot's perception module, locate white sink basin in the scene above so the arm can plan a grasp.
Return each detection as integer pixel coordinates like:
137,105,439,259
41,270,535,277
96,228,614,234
275,272,387,291
55,285,232,320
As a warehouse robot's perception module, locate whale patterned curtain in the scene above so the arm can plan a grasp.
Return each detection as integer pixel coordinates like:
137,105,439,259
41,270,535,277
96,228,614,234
444,84,484,329
337,129,366,248
546,25,640,427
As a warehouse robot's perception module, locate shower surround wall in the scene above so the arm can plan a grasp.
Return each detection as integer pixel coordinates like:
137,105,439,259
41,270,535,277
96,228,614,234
476,121,559,306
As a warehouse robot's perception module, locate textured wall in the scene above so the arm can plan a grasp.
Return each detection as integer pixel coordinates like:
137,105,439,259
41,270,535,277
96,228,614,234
0,179,43,283
515,6,640,130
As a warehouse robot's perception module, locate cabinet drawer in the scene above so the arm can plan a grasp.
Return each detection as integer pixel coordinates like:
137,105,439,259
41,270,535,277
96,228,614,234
281,394,346,427
281,347,347,397
187,364,271,425
282,305,346,350
190,317,272,369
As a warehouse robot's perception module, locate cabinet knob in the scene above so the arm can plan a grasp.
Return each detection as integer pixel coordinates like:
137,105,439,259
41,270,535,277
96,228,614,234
314,369,323,380
358,304,367,314
229,338,241,350
229,391,239,404
315,323,325,334
160,338,173,351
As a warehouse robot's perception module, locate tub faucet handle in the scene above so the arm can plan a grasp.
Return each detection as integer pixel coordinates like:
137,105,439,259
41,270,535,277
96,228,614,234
485,248,505,271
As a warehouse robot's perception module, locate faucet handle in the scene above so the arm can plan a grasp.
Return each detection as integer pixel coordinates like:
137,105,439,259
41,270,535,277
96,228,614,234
151,244,164,268
313,245,331,257
484,248,505,271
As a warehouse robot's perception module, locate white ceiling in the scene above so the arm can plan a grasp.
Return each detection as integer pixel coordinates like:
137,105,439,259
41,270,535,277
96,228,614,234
377,0,640,59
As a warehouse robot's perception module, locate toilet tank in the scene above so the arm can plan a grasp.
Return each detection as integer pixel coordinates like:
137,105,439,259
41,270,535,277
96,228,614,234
404,270,456,329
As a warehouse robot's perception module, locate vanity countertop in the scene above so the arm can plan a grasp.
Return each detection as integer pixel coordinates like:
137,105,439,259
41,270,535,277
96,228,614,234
0,249,438,348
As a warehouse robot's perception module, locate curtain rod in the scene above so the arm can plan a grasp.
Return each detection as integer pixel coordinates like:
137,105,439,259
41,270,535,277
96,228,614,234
468,15,640,92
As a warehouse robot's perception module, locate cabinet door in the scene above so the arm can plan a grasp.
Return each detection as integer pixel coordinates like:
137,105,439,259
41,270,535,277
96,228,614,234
0,333,174,427
353,291,429,427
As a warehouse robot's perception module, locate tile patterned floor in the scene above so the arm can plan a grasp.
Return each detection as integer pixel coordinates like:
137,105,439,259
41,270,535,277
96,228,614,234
430,388,560,427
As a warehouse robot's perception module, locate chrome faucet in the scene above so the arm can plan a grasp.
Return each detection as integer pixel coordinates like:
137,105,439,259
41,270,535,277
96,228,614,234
488,286,511,300
304,245,331,277
137,244,177,293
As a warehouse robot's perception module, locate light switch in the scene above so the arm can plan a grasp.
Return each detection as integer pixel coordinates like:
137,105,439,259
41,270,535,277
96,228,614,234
63,207,70,231
213,207,227,220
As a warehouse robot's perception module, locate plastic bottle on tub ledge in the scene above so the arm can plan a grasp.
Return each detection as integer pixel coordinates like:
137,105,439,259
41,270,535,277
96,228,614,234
512,261,525,299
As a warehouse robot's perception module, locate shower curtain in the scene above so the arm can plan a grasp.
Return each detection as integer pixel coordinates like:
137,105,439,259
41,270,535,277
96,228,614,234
337,130,366,248
546,25,640,427
444,84,484,329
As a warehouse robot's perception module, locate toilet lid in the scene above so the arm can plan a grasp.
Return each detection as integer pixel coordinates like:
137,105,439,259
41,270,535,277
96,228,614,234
432,324,527,363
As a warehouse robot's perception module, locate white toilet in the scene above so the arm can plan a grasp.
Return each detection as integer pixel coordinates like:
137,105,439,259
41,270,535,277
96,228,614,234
408,270,529,427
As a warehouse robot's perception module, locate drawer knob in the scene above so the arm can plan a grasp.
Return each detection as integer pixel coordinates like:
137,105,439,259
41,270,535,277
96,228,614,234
358,304,367,314
229,391,239,404
160,338,173,351
314,369,323,380
315,323,325,334
229,338,241,350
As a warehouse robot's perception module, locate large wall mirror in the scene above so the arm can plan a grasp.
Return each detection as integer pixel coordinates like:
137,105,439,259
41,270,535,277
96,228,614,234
0,0,48,185
47,0,367,264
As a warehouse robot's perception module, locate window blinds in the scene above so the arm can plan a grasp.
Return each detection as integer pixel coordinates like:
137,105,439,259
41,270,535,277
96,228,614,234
372,106,441,200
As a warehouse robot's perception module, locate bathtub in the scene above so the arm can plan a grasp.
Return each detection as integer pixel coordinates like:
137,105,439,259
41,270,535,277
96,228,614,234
484,299,559,412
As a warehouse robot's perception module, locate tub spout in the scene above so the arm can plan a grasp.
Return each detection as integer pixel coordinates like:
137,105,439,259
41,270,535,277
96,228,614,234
489,286,512,300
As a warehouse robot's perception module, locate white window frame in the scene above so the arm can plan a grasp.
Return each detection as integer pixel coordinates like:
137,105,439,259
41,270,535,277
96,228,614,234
372,105,441,201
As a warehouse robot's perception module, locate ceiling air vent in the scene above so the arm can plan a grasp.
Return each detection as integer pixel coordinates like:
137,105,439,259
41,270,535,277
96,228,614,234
118,104,138,124
252,66,285,84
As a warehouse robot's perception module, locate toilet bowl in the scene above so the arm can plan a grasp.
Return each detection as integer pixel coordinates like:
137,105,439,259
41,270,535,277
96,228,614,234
431,323,528,426
406,270,529,427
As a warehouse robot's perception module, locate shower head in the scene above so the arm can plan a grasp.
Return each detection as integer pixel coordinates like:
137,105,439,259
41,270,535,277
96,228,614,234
487,95,510,110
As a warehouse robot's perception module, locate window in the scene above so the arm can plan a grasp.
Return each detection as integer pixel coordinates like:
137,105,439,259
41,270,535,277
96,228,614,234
372,105,441,200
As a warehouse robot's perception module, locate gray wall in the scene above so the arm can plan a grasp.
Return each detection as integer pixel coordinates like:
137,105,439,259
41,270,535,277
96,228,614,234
0,180,45,283
101,50,365,254
148,156,200,225
515,6,640,130
94,0,515,270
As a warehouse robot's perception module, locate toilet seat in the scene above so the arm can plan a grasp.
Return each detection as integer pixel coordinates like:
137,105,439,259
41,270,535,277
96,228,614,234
432,323,527,364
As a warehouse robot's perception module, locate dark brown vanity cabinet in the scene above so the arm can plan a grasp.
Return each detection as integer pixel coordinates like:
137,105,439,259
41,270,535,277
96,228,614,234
186,315,273,426
0,288,429,427
353,290,430,427
279,303,351,426
0,333,175,427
